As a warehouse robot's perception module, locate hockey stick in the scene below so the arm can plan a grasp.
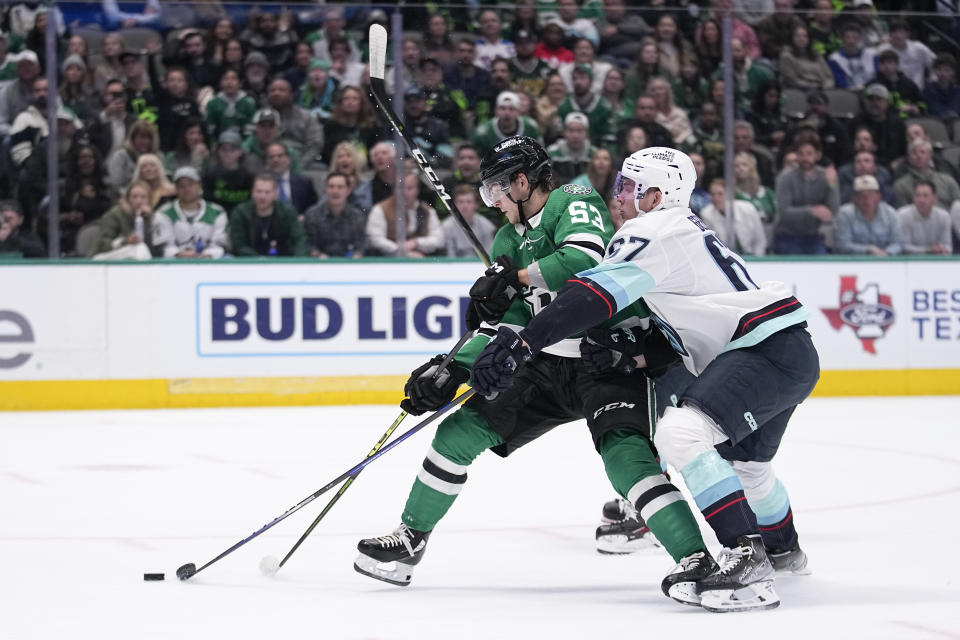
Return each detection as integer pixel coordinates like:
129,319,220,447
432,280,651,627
267,330,475,573
176,388,476,581
259,25,489,571
367,23,491,267
270,410,407,572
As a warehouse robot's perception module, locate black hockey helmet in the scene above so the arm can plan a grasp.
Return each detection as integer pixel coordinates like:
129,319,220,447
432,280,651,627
478,135,551,207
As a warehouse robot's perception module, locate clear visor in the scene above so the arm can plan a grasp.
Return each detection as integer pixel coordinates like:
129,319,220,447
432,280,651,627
479,173,512,207
613,171,662,204
612,172,639,200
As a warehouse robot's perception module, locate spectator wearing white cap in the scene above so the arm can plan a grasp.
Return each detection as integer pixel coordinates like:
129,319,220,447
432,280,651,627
471,91,543,158
152,166,230,259
0,49,40,136
834,174,902,255
547,112,594,184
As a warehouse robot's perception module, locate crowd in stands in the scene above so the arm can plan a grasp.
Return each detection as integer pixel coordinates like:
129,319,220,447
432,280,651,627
0,0,959,260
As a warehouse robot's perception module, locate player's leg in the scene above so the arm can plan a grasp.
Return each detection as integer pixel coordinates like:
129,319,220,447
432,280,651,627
579,366,716,605
355,355,576,586
654,325,819,611
722,409,809,575
730,459,809,575
353,404,503,586
595,365,696,546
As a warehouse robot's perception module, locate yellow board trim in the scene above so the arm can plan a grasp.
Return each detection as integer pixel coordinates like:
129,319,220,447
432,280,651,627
0,370,958,411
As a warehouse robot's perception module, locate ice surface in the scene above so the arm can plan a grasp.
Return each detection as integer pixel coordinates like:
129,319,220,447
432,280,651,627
2,397,959,639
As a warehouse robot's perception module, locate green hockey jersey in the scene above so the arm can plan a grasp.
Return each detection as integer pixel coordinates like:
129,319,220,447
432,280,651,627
455,183,615,369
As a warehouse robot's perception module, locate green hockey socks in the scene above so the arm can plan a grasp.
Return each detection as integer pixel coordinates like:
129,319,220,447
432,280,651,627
599,428,705,562
401,407,504,532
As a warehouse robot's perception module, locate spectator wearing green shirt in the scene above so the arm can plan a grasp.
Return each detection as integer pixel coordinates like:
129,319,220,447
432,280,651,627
205,68,257,140
471,91,542,158
557,64,612,148
229,174,308,257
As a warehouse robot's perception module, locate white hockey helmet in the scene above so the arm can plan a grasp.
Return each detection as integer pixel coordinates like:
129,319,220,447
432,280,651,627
618,147,697,212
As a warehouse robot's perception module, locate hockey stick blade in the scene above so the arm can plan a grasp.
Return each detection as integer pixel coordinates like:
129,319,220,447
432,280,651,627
368,24,387,81
177,389,475,580
367,26,490,266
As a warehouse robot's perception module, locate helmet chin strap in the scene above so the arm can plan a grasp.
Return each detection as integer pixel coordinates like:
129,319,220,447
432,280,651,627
507,177,536,231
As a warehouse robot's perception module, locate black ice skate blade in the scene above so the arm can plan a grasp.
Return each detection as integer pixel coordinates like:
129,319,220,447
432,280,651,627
353,562,412,587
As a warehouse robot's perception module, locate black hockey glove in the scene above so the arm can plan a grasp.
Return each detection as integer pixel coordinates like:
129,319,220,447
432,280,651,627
580,327,641,375
582,326,681,378
400,354,471,416
470,326,533,396
465,255,523,330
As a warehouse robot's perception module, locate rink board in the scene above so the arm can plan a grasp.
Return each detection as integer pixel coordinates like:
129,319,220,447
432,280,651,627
0,258,958,409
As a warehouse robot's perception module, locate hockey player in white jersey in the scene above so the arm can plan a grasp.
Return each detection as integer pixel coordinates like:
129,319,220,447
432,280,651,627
471,147,820,612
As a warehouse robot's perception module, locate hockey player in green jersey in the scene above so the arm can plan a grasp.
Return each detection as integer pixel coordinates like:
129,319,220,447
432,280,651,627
354,136,713,601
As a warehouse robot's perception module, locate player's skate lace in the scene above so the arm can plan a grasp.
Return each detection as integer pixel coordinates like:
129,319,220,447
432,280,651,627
373,524,416,557
715,544,751,575
679,551,708,570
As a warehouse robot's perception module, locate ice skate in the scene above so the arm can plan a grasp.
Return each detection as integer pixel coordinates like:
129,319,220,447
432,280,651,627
601,497,631,524
354,523,431,587
697,535,780,613
596,515,660,554
768,545,811,575
660,551,718,606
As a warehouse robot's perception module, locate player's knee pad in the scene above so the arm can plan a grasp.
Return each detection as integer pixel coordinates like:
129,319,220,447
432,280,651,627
654,405,728,470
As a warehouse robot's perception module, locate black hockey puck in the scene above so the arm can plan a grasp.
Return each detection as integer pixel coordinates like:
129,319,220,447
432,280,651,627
176,563,197,581
143,573,165,581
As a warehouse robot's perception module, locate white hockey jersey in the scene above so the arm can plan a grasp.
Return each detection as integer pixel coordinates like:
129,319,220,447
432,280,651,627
576,206,810,375
152,199,230,259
